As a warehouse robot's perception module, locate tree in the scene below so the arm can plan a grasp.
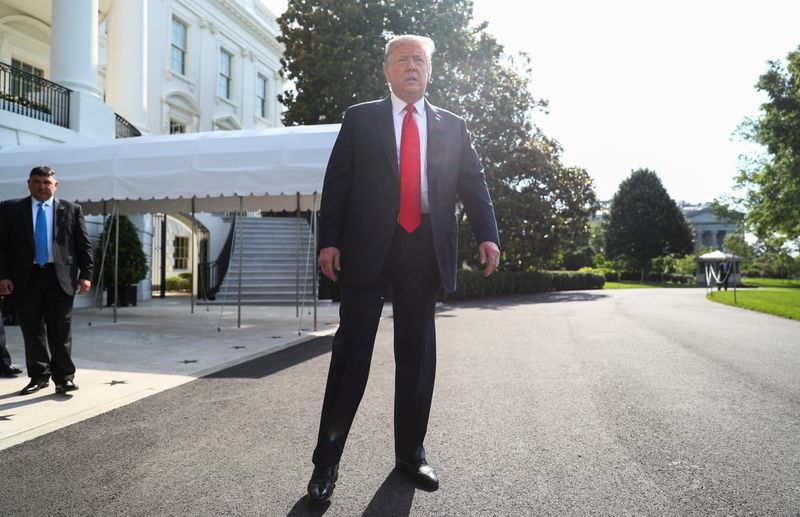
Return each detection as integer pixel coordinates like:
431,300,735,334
736,45,800,242
278,0,598,270
604,169,694,280
277,0,475,126
94,215,147,287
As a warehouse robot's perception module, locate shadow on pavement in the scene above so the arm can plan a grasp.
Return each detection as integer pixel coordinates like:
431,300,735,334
283,470,415,517
0,391,76,413
439,290,608,312
286,496,330,516
205,336,333,380
362,469,416,517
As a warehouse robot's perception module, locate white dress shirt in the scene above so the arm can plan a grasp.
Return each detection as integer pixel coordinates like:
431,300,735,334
390,93,429,213
31,196,54,264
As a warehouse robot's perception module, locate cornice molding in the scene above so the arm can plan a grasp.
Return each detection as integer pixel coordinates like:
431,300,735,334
209,0,283,55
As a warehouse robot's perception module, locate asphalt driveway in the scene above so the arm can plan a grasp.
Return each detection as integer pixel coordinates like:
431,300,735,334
1,288,798,516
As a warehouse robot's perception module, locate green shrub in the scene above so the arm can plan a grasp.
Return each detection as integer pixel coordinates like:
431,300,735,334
94,215,147,287
445,270,604,301
579,266,620,282
321,270,605,302
165,273,192,292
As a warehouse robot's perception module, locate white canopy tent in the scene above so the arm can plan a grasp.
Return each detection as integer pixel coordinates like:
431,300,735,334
697,250,743,296
0,124,341,329
0,124,340,213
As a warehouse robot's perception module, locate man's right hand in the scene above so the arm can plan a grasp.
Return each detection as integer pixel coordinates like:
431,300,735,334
0,279,13,296
319,247,341,282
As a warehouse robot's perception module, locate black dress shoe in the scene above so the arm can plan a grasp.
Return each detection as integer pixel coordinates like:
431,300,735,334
307,463,339,504
55,380,79,394
0,365,23,377
396,458,439,490
20,379,49,395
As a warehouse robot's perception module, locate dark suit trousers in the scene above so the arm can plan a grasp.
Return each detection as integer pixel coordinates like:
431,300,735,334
16,265,76,382
0,306,10,367
313,217,440,467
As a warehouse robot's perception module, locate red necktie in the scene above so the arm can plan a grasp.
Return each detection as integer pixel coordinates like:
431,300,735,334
399,104,421,233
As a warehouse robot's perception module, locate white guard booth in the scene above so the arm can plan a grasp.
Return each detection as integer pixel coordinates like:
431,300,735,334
697,250,743,290
0,124,341,329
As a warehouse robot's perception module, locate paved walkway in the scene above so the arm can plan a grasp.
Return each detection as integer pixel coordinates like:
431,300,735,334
0,295,343,450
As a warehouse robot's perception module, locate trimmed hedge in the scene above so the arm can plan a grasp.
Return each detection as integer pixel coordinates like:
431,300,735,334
321,269,605,302
445,270,605,301
579,267,693,285
165,272,192,292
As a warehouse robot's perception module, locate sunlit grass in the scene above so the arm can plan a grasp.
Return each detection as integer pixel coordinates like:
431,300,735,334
604,281,696,289
707,286,800,321
741,277,800,288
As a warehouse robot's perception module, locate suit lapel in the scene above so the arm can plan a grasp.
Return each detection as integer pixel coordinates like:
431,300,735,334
22,196,35,251
376,96,400,181
425,101,443,189
54,198,65,242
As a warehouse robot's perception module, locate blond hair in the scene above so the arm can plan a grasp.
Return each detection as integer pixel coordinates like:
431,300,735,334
384,34,435,69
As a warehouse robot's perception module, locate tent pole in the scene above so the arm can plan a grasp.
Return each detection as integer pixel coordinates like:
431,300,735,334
237,196,243,329
191,197,196,314
312,192,318,332
93,201,108,312
113,203,119,323
296,193,300,320
160,215,167,298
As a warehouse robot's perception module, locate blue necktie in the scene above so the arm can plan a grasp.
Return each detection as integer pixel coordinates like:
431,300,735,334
35,202,48,266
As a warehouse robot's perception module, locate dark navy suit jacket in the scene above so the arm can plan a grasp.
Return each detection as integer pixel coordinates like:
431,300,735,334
318,96,499,292
0,197,93,296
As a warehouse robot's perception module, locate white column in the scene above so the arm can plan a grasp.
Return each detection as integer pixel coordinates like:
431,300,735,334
50,0,114,139
106,0,148,131
50,0,102,98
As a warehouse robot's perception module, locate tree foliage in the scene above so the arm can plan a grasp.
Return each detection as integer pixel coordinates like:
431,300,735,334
278,0,597,270
94,215,148,287
736,45,800,241
604,169,694,277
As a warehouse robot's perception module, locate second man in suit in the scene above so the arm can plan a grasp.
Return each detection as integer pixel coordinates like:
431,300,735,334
307,34,501,504
0,166,93,396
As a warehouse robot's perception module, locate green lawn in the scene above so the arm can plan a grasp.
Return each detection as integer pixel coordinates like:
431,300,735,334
707,281,800,321
741,277,800,288
604,281,696,289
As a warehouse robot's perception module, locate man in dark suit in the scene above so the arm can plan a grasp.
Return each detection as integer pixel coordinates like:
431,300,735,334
307,34,501,504
0,166,93,395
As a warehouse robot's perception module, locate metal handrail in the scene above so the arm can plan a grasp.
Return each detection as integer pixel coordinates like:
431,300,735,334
0,61,71,128
197,213,238,300
115,113,141,138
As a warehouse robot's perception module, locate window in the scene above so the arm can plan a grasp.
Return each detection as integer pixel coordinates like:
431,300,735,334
173,236,189,269
256,74,268,118
170,17,187,75
10,58,44,97
218,49,232,99
169,120,186,134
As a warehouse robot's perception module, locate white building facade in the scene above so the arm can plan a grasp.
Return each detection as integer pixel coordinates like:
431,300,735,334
681,202,739,252
0,0,284,305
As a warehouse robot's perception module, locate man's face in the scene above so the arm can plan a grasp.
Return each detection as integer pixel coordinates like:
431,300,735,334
28,175,58,202
384,42,430,104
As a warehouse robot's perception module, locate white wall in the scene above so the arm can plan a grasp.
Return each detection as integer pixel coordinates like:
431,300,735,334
1,0,285,304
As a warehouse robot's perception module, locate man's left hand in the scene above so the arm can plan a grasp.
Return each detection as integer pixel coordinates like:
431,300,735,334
479,241,500,277
76,279,91,295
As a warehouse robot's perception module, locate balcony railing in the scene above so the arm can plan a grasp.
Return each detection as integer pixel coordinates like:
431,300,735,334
0,61,70,128
116,113,142,138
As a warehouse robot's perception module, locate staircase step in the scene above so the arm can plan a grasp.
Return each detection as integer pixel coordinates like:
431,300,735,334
209,216,320,305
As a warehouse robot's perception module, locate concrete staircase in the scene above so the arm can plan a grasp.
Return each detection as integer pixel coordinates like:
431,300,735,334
209,217,317,305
